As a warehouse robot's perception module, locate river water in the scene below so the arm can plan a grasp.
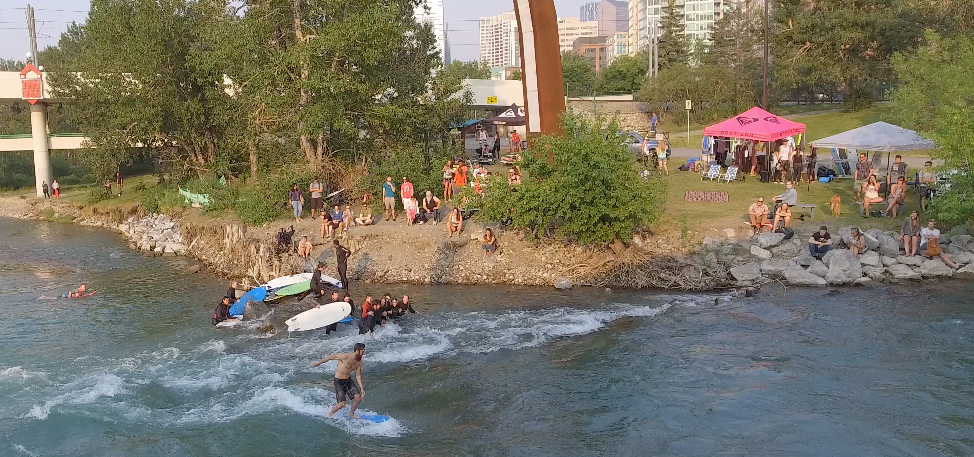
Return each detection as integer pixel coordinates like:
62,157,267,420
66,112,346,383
1,217,973,456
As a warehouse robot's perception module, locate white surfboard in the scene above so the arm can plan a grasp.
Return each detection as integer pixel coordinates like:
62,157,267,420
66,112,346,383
263,273,313,290
215,319,242,328
286,302,352,332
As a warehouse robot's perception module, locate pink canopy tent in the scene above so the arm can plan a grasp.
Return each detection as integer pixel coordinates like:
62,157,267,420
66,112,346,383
704,107,806,141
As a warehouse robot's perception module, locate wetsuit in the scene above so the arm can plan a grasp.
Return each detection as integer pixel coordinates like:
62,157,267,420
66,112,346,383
335,244,351,290
226,287,237,304
310,269,326,299
358,301,376,334
212,302,230,325
397,301,416,316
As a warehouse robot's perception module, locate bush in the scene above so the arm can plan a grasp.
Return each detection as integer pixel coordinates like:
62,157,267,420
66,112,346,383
478,114,666,245
140,184,185,214
236,169,317,225
356,144,452,207
86,186,112,204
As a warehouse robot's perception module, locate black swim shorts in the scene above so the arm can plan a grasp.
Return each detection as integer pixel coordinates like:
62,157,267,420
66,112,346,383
334,377,360,403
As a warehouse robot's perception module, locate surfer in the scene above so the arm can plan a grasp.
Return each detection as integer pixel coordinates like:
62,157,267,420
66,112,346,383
310,263,328,300
359,295,376,335
396,295,416,316
63,284,88,298
226,280,238,304
321,290,341,335
211,296,238,325
313,343,366,419
334,240,351,290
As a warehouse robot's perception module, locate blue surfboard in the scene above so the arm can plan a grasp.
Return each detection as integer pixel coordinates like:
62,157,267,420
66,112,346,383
229,286,267,317
337,316,353,324
359,414,390,423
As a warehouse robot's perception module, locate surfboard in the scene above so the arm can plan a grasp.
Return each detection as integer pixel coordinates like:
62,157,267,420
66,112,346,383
229,286,267,317
215,319,242,328
358,414,390,423
263,273,313,291
38,291,98,300
270,280,310,298
285,302,352,332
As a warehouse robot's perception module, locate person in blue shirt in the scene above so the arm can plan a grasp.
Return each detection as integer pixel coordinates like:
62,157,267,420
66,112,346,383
330,205,344,235
651,112,658,132
381,176,397,222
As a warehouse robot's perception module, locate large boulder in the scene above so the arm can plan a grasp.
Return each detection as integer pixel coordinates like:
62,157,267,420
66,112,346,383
897,255,924,267
950,234,972,250
771,241,802,259
750,245,773,260
881,255,899,267
824,249,863,285
862,266,886,281
951,252,973,265
755,232,786,249
859,251,882,267
243,300,271,321
761,259,798,279
853,277,876,287
807,260,829,278
888,264,921,280
876,234,901,257
729,263,762,282
955,264,974,279
919,258,954,278
794,251,816,267
784,267,828,286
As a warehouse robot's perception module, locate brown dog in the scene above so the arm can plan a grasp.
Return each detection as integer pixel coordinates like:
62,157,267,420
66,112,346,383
830,194,841,217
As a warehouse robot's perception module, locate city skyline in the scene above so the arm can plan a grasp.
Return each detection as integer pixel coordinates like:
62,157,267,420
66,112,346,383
0,0,592,63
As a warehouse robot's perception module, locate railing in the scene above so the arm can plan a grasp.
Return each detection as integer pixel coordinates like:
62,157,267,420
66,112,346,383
0,133,86,139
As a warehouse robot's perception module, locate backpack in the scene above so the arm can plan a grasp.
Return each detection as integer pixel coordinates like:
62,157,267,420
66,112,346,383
775,227,795,240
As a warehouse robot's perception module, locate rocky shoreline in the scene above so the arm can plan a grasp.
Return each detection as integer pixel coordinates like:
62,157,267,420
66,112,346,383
3,195,973,289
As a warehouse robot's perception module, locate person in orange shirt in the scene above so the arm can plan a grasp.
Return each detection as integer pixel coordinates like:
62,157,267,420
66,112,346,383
454,160,468,190
358,294,376,335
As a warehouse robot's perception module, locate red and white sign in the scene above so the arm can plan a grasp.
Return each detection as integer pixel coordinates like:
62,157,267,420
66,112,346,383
20,63,44,105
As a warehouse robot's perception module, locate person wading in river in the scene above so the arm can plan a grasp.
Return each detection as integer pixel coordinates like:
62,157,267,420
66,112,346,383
334,239,350,290
313,343,366,419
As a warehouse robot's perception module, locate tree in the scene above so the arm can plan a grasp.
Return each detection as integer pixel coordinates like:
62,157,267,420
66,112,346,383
561,51,597,97
657,0,689,71
479,114,665,244
888,31,974,225
509,69,522,80
598,54,648,95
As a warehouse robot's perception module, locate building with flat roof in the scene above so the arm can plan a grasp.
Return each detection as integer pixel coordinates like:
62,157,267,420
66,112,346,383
557,17,600,54
573,36,610,72
580,0,629,35
628,0,753,53
605,31,629,65
415,0,449,64
479,12,520,67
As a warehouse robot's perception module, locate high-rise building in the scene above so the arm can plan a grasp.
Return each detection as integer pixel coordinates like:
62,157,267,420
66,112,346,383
628,0,747,54
580,2,599,21
581,0,628,35
605,31,629,66
415,0,450,64
557,17,599,54
479,12,520,67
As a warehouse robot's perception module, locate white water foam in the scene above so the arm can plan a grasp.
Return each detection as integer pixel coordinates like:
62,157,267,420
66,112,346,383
24,373,127,420
12,444,38,457
0,367,47,382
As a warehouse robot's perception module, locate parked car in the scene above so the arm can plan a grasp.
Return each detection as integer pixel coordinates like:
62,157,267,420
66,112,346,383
618,130,655,160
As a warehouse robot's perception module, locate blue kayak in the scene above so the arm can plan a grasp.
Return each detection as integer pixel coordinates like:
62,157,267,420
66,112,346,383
229,286,267,317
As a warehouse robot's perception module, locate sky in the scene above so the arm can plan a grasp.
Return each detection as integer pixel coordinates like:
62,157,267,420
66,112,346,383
0,0,592,63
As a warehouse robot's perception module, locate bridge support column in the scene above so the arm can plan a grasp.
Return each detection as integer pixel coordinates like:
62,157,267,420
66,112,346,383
30,102,53,198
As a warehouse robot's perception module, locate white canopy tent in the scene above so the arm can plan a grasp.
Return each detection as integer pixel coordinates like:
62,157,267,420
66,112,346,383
811,121,936,152
811,121,936,179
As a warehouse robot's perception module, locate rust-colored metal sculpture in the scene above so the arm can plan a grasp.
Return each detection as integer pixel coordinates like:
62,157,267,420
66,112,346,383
513,0,566,145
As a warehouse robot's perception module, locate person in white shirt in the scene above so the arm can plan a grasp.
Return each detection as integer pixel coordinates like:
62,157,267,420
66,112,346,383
919,220,958,269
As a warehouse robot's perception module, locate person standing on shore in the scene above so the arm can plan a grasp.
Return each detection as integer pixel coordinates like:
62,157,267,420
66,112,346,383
334,239,350,290
312,343,366,419
288,184,304,222
382,177,397,222
42,181,50,199
309,178,323,219
116,171,123,196
400,176,413,221
105,179,113,197
51,179,59,198
442,160,454,201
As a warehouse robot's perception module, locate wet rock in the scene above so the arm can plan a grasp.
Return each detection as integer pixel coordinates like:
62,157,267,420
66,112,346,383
897,255,923,267
859,251,881,267
756,232,786,249
919,258,953,278
807,260,829,278
784,267,827,286
186,264,202,274
853,277,875,287
955,264,974,279
760,259,797,279
750,245,773,260
794,251,816,267
951,252,973,265
554,277,573,290
950,234,972,250
243,300,271,321
881,255,898,267
887,264,921,280
824,249,863,285
729,262,762,282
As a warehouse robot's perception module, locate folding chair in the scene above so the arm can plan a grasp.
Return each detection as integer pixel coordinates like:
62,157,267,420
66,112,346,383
718,166,739,183
701,164,721,181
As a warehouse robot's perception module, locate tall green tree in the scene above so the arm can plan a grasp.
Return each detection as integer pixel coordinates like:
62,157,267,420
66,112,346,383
561,51,597,97
888,31,974,225
598,53,648,94
657,0,689,71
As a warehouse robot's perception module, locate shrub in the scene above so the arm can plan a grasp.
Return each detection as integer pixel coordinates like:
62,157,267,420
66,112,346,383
356,144,453,206
236,169,317,225
478,114,666,245
86,186,112,204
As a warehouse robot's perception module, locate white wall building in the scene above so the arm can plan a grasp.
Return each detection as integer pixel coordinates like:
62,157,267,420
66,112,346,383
557,17,599,54
479,12,520,67
628,0,746,54
605,31,629,65
415,0,450,64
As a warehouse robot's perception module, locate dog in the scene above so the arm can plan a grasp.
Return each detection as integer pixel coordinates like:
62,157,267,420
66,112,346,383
830,194,841,217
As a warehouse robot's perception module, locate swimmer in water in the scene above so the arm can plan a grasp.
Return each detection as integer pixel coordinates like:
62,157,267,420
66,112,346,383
63,284,88,298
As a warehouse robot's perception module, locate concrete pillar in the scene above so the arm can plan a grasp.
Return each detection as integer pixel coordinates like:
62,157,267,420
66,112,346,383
30,102,53,198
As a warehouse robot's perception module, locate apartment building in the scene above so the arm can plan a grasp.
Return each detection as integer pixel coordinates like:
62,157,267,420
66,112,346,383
557,17,600,54
605,31,629,65
479,12,520,67
415,0,450,64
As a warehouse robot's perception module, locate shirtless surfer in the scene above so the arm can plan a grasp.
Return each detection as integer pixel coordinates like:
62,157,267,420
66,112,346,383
313,343,366,418
62,284,88,298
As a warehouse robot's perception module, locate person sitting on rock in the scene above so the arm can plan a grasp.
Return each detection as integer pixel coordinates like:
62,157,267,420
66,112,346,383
747,197,770,235
772,203,792,232
808,226,834,259
900,210,921,257
919,219,959,269
354,204,374,226
847,227,866,255
297,236,313,258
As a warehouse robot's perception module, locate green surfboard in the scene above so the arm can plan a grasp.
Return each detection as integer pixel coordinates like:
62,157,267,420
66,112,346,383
267,280,311,301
